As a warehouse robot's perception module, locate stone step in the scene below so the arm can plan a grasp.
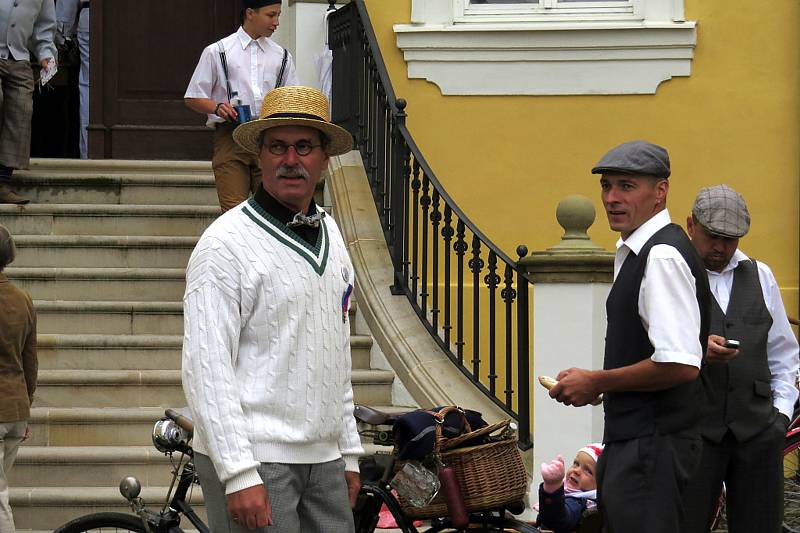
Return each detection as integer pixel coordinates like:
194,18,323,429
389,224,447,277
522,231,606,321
37,334,183,370
13,173,218,206
0,204,218,236
10,446,177,488
9,485,206,531
33,370,186,408
23,158,212,175
35,301,184,336
36,333,373,370
29,407,168,446
13,235,197,268
32,368,394,408
6,267,186,301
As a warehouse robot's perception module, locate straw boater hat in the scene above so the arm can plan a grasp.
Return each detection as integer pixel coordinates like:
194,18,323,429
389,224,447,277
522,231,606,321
232,86,353,156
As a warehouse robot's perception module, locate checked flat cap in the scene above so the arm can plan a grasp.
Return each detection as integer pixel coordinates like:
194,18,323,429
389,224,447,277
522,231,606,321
692,184,750,238
591,140,671,179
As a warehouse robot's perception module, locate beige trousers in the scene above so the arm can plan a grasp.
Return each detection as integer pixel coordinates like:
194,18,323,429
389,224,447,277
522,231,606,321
212,123,262,212
0,421,26,533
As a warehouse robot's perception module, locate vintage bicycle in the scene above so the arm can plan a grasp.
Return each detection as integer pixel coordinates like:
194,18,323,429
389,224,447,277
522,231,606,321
53,408,207,533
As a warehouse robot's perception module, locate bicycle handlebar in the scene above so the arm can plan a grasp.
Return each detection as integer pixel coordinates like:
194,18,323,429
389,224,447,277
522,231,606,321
165,408,194,436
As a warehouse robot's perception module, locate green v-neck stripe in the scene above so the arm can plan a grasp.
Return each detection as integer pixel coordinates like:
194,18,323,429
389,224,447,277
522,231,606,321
242,202,330,276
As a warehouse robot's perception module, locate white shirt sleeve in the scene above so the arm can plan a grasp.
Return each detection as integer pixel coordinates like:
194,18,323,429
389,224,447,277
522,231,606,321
640,244,704,368
185,44,218,100
757,261,800,418
181,236,262,494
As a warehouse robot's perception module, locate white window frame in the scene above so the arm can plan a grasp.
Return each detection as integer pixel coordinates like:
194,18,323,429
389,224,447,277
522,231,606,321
393,0,696,95
458,0,635,22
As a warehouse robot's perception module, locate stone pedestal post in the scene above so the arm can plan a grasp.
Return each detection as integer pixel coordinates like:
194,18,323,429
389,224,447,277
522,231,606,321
518,195,613,492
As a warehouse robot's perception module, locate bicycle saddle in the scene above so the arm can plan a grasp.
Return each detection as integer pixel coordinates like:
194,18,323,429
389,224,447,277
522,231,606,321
354,404,409,425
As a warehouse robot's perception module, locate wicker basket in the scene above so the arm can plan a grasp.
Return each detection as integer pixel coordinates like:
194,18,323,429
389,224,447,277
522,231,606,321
394,407,529,519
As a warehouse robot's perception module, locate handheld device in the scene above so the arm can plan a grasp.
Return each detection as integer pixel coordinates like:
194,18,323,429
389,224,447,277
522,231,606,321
723,339,740,349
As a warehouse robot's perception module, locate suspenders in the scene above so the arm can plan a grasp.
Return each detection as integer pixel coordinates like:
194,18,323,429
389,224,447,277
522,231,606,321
216,40,289,104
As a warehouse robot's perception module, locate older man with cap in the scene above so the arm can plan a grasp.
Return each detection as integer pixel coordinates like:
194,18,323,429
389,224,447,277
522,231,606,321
185,0,298,212
680,184,799,533
182,85,361,532
549,140,711,533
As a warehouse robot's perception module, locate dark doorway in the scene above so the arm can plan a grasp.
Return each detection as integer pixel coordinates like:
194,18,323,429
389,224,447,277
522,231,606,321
87,0,239,160
31,0,240,161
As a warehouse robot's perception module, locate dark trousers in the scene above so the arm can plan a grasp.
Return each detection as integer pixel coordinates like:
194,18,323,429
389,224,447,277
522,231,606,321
681,416,785,533
597,433,701,533
0,58,34,170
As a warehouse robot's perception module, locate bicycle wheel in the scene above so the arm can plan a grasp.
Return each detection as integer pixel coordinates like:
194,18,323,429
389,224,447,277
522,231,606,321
784,432,800,532
53,512,148,533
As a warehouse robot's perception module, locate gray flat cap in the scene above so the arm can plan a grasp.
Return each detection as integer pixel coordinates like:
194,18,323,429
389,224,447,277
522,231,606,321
591,140,671,179
692,184,750,238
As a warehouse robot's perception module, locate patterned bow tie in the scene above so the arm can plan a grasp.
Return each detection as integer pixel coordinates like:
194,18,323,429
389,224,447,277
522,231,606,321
287,211,325,228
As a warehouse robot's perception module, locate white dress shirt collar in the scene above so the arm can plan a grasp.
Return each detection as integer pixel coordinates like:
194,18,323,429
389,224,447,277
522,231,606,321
236,26,268,52
716,248,749,274
615,209,672,255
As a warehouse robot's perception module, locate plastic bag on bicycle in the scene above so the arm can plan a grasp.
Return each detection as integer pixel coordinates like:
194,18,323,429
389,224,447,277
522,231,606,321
393,407,488,460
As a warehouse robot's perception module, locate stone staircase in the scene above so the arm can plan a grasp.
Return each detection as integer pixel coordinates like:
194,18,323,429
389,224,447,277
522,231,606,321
2,159,401,532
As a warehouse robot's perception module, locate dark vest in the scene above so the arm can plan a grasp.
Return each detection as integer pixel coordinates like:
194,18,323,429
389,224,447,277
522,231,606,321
603,223,711,443
700,259,775,443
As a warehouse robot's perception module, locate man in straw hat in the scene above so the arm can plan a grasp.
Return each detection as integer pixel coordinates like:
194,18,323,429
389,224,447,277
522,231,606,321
182,85,361,532
681,185,799,533
548,141,711,533
185,0,298,212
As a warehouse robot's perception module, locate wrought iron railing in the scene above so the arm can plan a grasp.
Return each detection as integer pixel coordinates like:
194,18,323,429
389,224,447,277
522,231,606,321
328,0,533,449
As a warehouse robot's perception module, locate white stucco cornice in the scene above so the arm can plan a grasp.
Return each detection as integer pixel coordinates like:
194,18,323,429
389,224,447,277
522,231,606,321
393,20,697,95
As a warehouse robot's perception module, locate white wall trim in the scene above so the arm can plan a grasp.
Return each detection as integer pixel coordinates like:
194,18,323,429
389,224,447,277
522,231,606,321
394,3,696,95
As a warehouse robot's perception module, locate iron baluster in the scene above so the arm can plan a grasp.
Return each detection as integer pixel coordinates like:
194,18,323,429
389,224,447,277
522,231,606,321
442,204,453,346
469,235,484,380
485,251,500,396
419,174,431,313
430,190,441,332
454,220,467,365
516,245,532,450
502,264,517,409
389,100,408,295
410,160,421,300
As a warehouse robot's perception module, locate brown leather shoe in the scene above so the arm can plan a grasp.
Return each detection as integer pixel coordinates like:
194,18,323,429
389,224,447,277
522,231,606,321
0,183,30,204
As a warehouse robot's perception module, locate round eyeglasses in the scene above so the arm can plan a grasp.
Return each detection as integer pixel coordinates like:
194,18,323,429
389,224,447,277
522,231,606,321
265,141,321,156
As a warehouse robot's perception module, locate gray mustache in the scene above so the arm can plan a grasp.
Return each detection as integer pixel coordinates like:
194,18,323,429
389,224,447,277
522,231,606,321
276,165,309,179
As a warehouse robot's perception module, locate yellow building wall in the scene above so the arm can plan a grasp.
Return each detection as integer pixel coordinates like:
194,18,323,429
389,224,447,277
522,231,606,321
363,0,800,319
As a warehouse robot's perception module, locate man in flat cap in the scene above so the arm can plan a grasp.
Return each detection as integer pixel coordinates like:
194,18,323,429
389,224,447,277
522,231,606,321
185,0,298,212
182,86,360,532
549,140,711,533
681,184,799,533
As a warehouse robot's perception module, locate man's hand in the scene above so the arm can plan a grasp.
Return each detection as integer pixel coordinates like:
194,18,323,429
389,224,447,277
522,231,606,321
549,367,601,407
345,470,361,508
705,334,739,364
22,425,32,442
540,454,565,493
40,58,50,69
226,485,271,530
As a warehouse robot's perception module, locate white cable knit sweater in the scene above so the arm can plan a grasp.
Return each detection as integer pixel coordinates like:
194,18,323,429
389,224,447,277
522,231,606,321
182,198,363,495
